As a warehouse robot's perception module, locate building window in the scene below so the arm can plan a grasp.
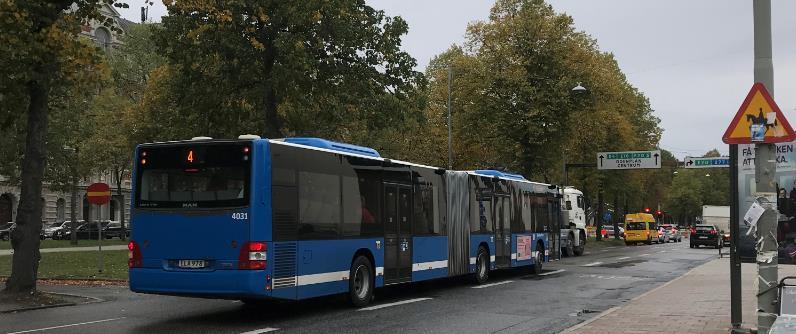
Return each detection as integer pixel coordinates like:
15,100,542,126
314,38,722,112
56,198,66,223
95,27,111,51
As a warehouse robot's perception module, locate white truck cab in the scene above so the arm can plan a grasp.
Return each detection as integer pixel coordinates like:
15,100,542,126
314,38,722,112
560,187,586,256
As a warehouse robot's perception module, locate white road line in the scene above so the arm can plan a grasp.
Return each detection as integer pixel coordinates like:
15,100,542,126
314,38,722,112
538,269,566,276
582,262,603,267
659,250,667,253
7,317,126,334
358,297,432,311
471,280,514,289
617,256,631,260
639,253,651,257
239,328,279,334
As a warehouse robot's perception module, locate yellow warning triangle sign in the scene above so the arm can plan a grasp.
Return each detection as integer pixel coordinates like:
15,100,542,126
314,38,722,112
723,83,796,144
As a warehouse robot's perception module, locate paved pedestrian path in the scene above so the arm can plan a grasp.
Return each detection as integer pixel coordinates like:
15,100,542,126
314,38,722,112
564,257,796,334
0,245,127,256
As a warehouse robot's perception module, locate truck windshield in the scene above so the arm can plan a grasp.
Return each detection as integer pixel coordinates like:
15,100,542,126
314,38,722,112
135,143,251,209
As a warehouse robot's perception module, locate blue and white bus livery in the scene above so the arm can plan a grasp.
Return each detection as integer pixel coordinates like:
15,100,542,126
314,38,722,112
128,136,562,306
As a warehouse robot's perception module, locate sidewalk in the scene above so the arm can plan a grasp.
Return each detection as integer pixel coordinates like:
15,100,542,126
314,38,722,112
564,257,796,334
0,245,127,256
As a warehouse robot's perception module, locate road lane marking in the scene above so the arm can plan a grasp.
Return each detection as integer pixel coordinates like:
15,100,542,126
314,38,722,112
659,250,667,253
8,317,126,334
582,262,603,267
471,280,514,289
358,297,432,311
239,328,279,334
538,269,566,276
617,256,631,260
639,253,650,257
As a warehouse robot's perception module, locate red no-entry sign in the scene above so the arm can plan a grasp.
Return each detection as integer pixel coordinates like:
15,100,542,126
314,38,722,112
86,183,111,205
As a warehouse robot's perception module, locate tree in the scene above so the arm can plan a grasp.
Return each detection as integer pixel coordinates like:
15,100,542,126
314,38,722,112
0,0,127,294
405,0,662,208
141,0,423,141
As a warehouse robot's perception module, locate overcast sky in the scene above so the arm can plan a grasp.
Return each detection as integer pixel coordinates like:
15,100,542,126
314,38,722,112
117,1,796,160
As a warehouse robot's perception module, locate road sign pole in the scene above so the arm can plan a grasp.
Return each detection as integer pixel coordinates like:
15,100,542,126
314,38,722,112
729,144,743,332
754,1,777,332
98,203,103,273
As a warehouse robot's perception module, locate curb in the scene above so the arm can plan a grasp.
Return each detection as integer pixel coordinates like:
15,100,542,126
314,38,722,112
0,291,105,314
0,302,77,314
560,256,718,333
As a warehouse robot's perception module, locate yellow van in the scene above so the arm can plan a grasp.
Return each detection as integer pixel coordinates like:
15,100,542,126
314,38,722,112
624,213,659,245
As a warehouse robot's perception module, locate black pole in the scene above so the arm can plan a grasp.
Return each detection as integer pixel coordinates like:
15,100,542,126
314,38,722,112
729,143,742,331
596,190,603,241
613,193,619,239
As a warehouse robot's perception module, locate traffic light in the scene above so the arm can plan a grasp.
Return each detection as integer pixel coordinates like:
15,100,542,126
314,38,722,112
644,207,650,213
656,210,662,216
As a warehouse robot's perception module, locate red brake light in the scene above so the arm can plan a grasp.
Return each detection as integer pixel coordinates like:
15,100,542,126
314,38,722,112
239,242,267,270
128,241,142,268
710,230,717,235
690,228,696,235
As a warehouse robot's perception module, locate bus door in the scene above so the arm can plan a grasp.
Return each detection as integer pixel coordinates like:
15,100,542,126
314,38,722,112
384,183,412,284
494,196,511,268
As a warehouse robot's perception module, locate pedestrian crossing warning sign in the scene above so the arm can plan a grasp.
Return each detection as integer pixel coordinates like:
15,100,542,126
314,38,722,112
723,83,796,144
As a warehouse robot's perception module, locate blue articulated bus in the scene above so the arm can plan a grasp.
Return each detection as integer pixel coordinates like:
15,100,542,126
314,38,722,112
128,136,562,306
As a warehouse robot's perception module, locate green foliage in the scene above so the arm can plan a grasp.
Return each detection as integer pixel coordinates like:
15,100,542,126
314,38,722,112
664,149,730,223
136,0,424,142
401,0,662,207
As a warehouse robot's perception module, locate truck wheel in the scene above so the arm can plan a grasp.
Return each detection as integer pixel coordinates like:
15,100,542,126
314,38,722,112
563,234,574,257
474,247,490,284
533,244,544,275
348,256,374,307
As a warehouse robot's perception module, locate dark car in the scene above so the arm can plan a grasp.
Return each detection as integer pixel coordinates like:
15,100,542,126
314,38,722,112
59,222,110,240
52,220,85,240
690,224,722,249
102,221,127,239
0,222,14,241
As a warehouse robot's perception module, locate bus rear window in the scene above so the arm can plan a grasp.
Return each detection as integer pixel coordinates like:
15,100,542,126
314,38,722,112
136,143,251,209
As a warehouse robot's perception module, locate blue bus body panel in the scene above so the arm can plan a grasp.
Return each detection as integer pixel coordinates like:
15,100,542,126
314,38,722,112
469,234,494,273
288,238,383,300
412,236,448,282
129,139,272,298
130,268,268,298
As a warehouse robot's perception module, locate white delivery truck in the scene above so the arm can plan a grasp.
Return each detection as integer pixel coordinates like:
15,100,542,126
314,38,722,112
702,205,730,246
560,187,586,256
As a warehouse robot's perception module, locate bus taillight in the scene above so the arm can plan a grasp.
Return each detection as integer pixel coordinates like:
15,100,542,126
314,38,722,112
239,242,267,270
128,241,142,268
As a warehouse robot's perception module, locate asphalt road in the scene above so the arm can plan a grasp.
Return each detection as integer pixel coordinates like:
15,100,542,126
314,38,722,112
3,240,720,334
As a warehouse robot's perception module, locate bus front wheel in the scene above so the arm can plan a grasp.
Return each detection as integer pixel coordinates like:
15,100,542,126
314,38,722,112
474,247,490,284
348,256,374,307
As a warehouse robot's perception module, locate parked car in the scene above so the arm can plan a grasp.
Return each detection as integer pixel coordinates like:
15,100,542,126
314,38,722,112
0,222,14,241
690,224,722,249
605,226,625,239
660,224,682,243
102,221,127,239
52,220,85,240
43,221,69,239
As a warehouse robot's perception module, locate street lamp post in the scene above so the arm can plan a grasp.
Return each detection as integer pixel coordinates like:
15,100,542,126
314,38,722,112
563,83,587,186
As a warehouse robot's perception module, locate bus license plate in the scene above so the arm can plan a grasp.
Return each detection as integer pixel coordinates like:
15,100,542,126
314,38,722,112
178,260,207,268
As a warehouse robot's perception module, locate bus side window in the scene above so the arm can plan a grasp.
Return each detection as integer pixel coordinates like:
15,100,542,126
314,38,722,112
341,156,382,237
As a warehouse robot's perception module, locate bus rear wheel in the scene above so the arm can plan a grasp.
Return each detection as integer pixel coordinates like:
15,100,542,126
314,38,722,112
348,256,374,307
474,247,489,284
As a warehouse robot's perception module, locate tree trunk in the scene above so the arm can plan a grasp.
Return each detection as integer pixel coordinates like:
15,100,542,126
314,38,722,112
4,80,49,294
262,38,282,137
70,147,78,245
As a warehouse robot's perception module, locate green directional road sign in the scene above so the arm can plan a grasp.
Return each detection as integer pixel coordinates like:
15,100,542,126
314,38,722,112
684,156,730,169
597,150,661,170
